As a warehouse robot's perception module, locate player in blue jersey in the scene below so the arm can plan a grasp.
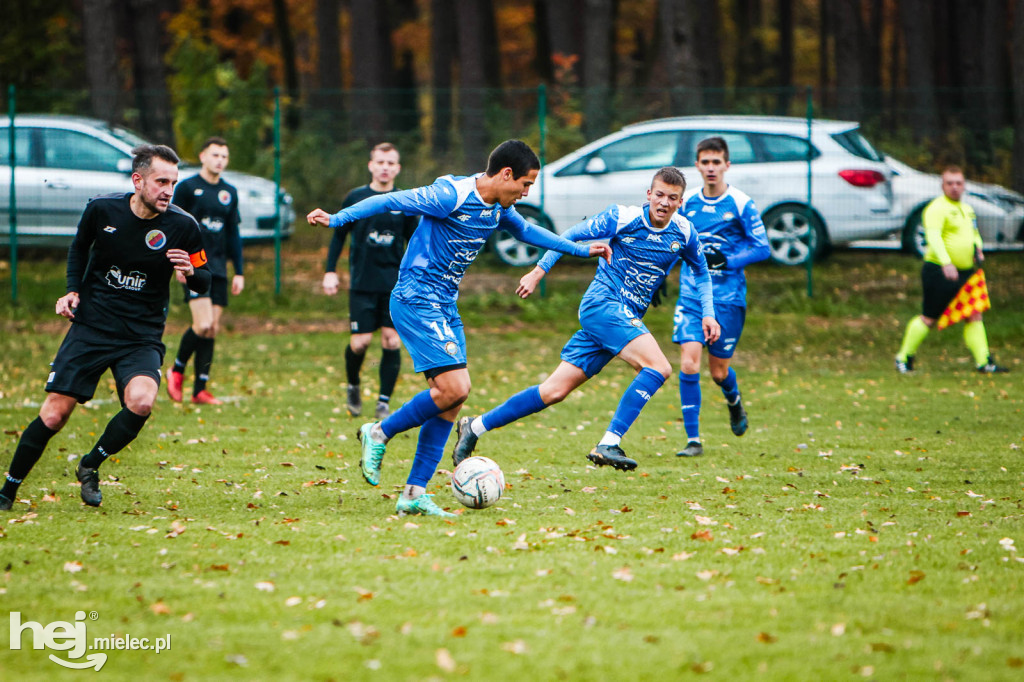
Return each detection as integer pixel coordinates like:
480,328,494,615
673,137,770,457
307,140,612,517
450,167,720,471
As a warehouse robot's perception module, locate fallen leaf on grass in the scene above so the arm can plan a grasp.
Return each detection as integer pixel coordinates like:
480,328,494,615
907,570,925,585
354,587,375,601
672,551,695,561
691,529,714,541
694,515,717,526
501,640,528,654
451,626,467,637
612,566,634,582
696,570,718,581
63,561,83,573
435,648,456,672
165,520,187,538
255,581,275,592
756,632,777,643
285,597,302,607
149,601,171,615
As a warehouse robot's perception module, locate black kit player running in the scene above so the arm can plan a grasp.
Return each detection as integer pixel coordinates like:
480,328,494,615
326,184,418,418
0,172,210,511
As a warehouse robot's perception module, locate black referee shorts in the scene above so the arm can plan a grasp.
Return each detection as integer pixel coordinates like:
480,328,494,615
349,290,394,334
45,323,165,404
921,262,975,319
183,275,229,307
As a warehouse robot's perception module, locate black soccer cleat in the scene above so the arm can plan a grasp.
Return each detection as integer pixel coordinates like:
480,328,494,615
452,416,479,468
677,441,704,458
0,493,13,511
76,463,102,507
977,356,1009,374
346,384,363,417
894,356,915,374
728,397,748,436
587,444,638,471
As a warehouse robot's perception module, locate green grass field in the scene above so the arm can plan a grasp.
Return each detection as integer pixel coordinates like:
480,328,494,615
1,248,1022,680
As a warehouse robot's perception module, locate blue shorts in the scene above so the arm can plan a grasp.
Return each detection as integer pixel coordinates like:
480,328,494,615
390,295,467,374
560,301,650,378
672,298,746,359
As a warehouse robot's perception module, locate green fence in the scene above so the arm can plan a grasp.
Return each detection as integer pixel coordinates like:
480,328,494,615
3,85,1023,304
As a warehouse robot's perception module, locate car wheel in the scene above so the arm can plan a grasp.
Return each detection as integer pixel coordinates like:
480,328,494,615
901,206,926,258
491,205,554,266
762,205,826,266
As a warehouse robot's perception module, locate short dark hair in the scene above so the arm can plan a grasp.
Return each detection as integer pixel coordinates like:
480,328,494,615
942,165,964,177
485,140,540,178
371,142,398,159
652,166,686,192
200,136,229,153
132,144,180,174
696,136,729,162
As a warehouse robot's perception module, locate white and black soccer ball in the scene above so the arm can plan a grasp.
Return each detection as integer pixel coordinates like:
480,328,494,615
451,456,505,509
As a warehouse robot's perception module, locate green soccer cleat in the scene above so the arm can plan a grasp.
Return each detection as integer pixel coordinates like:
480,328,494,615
356,422,386,486
452,415,479,467
727,397,748,436
396,493,456,518
587,444,638,471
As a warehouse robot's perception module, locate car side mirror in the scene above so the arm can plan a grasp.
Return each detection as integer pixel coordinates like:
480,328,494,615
584,157,608,174
117,158,133,174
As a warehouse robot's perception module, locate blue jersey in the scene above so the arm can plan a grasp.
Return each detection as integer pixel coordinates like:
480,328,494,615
678,186,769,307
330,174,590,304
538,204,714,320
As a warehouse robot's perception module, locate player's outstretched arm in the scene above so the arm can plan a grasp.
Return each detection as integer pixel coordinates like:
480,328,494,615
516,266,547,299
307,208,332,227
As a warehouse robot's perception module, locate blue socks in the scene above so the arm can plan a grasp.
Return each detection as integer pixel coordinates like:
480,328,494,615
481,385,547,431
714,367,740,404
679,371,701,441
406,416,454,487
380,389,444,439
607,367,666,438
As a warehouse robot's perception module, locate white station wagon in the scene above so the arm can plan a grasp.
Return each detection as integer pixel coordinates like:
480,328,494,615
499,115,901,266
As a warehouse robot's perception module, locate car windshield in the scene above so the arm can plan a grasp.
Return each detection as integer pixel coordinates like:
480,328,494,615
831,129,883,162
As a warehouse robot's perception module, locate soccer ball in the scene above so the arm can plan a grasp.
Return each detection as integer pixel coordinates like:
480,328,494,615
451,456,505,509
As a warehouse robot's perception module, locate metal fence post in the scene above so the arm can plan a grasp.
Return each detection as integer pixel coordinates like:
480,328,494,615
805,86,814,299
8,84,17,304
273,86,283,297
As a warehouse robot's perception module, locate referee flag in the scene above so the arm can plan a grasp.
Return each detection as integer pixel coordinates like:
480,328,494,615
937,269,991,330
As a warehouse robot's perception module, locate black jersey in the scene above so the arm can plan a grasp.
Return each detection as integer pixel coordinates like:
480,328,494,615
172,174,243,278
326,185,418,292
66,193,211,341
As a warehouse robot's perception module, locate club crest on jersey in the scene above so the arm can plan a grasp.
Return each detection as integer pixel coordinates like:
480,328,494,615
218,189,232,205
145,230,167,250
106,265,147,291
444,341,459,356
670,241,681,252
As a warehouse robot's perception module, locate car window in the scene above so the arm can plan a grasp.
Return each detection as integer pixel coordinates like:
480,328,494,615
679,131,756,164
830,129,883,162
0,127,34,166
755,133,819,162
42,128,126,173
559,132,679,176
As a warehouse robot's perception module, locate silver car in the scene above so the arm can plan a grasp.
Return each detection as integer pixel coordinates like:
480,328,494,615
499,115,901,266
0,114,294,247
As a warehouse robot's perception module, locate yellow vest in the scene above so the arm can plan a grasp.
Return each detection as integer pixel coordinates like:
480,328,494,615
922,195,981,270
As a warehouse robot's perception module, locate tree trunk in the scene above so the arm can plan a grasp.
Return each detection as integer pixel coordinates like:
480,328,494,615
271,0,301,130
582,0,614,139
777,0,794,114
695,1,724,110
431,0,455,154
350,0,393,142
863,0,884,117
657,0,701,115
734,0,764,89
313,0,344,121
1012,0,1024,193
833,0,863,121
456,0,493,170
127,0,173,144
81,0,121,123
898,0,938,140
818,0,833,110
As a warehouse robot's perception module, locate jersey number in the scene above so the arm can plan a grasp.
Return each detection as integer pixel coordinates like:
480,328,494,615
429,320,454,340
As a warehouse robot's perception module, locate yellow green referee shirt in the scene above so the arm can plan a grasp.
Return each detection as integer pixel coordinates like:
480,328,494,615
922,195,981,270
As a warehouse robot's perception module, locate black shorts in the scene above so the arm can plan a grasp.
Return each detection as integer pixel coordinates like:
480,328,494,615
921,262,975,319
45,323,165,404
349,290,393,333
184,275,229,307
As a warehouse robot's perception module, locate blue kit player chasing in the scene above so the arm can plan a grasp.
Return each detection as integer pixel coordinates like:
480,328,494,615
674,137,770,458
451,167,719,471
307,140,612,517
